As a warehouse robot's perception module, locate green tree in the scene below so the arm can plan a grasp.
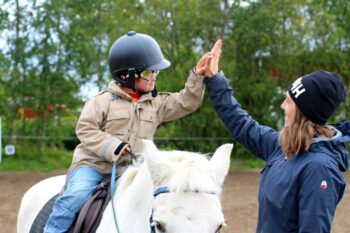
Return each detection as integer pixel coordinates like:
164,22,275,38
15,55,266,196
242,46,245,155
0,0,348,157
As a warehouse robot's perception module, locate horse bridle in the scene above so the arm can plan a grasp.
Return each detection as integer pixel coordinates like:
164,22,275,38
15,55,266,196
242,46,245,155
150,186,221,233
149,186,169,233
110,152,221,233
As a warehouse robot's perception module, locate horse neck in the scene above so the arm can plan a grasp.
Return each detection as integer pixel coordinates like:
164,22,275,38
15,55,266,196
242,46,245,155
97,164,154,233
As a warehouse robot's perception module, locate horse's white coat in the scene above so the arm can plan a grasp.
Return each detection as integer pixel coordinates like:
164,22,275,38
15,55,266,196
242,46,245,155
17,175,65,233
17,141,233,233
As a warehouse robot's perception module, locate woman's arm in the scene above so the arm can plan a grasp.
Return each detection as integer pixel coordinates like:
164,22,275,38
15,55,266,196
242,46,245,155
205,72,279,160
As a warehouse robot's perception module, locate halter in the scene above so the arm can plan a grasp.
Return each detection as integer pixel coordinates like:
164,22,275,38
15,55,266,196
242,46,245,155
150,187,171,233
150,186,219,233
153,186,217,197
110,154,220,233
153,186,170,197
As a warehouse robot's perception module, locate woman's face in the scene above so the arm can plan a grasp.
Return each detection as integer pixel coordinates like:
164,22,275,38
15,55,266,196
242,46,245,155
281,92,297,127
134,70,159,93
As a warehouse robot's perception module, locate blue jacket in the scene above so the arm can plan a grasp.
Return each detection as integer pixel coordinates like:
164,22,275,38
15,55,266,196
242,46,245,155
205,72,350,233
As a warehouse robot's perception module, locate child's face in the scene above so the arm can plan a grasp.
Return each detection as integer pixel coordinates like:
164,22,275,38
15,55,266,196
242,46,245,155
135,70,159,92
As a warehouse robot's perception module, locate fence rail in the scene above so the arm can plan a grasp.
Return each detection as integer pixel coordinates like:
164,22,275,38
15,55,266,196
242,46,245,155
1,135,232,141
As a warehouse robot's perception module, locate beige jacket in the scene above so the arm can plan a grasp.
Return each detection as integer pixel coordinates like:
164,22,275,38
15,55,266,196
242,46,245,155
71,70,205,174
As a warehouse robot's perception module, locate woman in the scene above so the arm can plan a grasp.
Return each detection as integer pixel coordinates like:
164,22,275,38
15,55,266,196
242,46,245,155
203,40,350,232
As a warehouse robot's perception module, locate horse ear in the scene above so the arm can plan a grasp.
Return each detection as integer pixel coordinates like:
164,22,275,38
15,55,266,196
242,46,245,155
141,140,169,185
209,143,233,187
141,140,158,153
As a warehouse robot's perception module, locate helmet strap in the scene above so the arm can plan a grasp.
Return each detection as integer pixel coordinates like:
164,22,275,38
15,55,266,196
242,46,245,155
114,68,136,90
151,85,157,97
126,68,136,90
116,68,157,97
137,78,157,97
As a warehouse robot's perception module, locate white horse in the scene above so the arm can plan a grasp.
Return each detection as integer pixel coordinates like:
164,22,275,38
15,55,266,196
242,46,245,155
17,141,233,233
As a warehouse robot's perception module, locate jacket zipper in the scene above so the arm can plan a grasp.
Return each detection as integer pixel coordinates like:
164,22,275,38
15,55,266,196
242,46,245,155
129,103,140,146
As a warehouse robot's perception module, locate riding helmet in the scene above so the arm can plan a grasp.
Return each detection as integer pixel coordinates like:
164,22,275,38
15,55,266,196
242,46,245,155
108,31,170,90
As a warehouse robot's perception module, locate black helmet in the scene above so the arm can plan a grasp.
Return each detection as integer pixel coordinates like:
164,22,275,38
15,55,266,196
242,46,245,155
108,31,170,90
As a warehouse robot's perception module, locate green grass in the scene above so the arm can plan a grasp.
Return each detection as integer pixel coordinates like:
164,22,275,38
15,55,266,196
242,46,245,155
230,157,265,170
0,147,72,172
0,143,265,172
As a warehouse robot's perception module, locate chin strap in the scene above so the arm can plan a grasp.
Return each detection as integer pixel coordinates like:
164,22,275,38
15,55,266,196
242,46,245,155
115,68,158,98
151,86,157,97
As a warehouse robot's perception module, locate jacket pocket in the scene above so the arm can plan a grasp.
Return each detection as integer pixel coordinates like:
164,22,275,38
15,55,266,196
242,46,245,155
138,111,158,138
104,109,130,135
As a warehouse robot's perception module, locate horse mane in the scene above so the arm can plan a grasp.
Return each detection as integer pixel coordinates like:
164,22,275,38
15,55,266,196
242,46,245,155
116,141,225,203
150,150,222,195
116,166,141,194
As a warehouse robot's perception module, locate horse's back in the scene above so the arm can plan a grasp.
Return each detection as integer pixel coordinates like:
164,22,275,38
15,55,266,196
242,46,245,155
17,175,66,233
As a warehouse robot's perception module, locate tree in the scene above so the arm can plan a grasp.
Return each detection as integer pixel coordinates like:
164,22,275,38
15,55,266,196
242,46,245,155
0,0,348,154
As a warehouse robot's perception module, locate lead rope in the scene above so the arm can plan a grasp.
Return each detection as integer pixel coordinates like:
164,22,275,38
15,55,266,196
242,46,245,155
110,161,121,233
110,150,139,233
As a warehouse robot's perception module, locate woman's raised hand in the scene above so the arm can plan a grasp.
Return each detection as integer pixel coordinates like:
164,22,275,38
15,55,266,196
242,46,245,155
195,39,223,77
204,39,223,77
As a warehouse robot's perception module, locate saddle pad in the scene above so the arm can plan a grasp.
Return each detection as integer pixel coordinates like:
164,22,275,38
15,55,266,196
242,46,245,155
28,182,111,233
29,194,59,233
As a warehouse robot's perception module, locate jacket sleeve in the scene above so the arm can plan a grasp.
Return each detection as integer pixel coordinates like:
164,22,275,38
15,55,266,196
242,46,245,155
158,69,205,122
298,160,345,233
75,93,126,162
204,71,279,161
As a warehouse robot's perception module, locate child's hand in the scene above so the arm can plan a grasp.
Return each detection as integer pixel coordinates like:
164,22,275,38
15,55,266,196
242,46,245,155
121,145,131,156
195,52,211,75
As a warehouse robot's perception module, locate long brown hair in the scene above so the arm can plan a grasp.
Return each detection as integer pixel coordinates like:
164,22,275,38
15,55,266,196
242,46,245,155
279,108,334,159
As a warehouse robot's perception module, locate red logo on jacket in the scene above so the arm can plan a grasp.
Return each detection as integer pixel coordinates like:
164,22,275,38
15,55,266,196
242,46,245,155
320,180,328,190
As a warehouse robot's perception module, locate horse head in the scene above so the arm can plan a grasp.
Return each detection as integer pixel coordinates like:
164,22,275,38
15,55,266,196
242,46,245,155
98,140,233,233
144,140,232,233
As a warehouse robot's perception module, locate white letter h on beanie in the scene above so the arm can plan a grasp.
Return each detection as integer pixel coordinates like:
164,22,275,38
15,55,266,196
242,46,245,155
290,77,306,99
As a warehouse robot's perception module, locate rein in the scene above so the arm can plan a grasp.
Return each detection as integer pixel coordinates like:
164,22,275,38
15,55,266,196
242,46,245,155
110,161,121,233
110,151,139,233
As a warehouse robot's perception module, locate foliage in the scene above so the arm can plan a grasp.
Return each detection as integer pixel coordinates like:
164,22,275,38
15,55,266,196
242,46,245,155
0,0,349,170
0,143,71,171
230,157,265,170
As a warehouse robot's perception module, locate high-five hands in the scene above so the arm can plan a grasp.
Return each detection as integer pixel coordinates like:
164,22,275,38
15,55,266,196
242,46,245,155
195,39,223,77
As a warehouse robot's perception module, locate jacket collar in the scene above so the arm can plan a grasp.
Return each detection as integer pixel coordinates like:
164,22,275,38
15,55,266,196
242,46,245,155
311,121,350,172
312,126,342,143
107,81,154,102
333,120,350,143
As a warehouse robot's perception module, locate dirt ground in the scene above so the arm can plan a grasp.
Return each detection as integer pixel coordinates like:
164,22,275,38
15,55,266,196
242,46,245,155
1,170,349,233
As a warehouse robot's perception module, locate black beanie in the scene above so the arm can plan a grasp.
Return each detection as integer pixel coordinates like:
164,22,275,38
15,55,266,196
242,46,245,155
287,70,346,125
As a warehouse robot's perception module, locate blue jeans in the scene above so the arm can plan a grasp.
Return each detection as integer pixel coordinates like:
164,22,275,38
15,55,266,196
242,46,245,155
44,167,106,233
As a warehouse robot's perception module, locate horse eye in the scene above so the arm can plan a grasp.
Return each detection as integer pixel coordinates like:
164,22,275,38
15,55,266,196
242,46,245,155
215,224,223,233
152,221,166,233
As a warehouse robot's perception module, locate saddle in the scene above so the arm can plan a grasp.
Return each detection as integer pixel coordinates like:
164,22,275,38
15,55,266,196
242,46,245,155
29,177,112,233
